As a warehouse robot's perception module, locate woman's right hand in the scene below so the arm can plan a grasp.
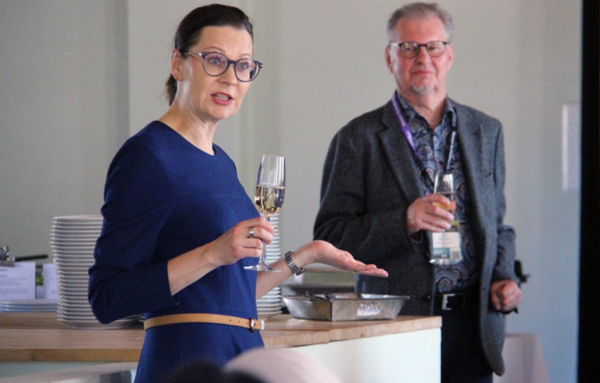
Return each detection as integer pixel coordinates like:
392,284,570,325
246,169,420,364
168,217,274,295
204,217,274,267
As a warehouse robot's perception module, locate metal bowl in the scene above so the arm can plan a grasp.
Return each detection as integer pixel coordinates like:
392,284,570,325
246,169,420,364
282,293,409,321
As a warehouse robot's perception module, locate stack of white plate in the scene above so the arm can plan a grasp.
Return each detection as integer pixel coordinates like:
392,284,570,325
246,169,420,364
51,215,136,329
256,214,283,319
0,299,58,312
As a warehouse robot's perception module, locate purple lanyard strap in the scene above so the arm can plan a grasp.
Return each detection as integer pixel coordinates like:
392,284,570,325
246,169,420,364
391,92,456,171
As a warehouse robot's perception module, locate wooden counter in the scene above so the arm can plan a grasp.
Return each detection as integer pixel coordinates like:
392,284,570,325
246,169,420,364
0,312,440,362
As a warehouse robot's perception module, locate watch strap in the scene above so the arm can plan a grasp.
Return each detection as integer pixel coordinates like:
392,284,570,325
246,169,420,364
284,251,304,276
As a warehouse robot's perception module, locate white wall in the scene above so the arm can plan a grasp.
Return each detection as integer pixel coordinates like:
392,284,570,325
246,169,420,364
0,1,129,253
0,1,581,382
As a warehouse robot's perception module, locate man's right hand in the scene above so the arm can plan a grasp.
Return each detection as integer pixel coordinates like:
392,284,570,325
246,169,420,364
406,194,455,234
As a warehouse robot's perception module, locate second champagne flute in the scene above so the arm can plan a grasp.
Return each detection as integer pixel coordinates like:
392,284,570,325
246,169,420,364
245,154,285,272
430,172,462,265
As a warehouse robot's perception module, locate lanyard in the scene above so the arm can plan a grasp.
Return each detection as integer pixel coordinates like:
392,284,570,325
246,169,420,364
391,92,416,152
391,92,457,191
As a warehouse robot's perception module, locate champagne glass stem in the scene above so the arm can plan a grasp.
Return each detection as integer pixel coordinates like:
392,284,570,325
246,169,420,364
257,216,270,267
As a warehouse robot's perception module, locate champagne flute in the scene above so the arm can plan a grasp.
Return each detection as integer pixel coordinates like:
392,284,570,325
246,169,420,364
430,172,461,265
432,172,456,213
245,154,285,272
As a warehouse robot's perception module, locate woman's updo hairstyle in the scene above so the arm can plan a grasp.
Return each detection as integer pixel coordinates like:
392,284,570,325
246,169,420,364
165,4,254,105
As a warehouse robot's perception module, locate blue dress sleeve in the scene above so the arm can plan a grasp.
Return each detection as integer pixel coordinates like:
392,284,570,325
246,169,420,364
89,141,177,324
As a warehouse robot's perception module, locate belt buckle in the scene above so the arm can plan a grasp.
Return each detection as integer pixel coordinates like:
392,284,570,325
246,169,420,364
441,293,467,310
441,293,455,310
249,318,264,332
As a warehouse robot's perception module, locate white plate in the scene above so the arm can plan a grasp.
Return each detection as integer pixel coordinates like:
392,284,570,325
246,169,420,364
53,255,95,262
51,224,102,231
57,280,88,287
53,215,103,221
56,270,89,277
55,255,93,262
57,314,97,320
56,273,90,280
262,291,281,295
59,299,90,306
54,262,93,268
57,285,88,292
60,296,91,304
256,300,281,305
50,228,101,234
257,307,282,313
55,259,94,266
59,301,90,308
59,291,89,298
50,239,98,245
59,309,94,316
58,304,92,310
58,276,89,291
0,307,57,313
57,276,89,284
50,243,96,249
56,274,90,281
58,292,89,299
52,247,96,254
53,254,95,261
50,226,102,232
262,294,281,299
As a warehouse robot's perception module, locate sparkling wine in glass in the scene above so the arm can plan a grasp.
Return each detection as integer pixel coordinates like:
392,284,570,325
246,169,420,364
430,172,462,265
245,154,285,272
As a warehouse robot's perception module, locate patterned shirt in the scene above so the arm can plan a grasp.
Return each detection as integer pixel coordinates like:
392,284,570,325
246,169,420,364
396,93,481,293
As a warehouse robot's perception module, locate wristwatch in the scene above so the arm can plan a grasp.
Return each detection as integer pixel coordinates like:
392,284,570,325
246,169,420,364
284,251,304,276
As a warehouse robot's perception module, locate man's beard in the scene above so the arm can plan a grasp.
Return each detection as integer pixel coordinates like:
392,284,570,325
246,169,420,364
410,83,435,95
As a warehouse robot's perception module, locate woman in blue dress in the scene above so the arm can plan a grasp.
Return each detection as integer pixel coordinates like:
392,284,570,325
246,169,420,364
88,4,387,383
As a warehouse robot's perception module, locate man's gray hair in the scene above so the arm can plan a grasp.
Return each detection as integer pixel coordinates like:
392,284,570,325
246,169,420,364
386,2,454,42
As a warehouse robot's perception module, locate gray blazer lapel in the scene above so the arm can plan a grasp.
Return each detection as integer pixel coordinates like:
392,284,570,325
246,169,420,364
378,102,423,204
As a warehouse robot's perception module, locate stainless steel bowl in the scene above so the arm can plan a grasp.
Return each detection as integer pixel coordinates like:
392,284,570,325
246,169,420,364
283,293,409,321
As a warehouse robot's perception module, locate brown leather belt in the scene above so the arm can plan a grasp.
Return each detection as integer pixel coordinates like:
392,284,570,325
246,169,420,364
144,313,264,332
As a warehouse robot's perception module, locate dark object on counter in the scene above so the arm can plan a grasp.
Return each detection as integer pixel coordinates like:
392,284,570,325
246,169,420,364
0,246,12,267
283,292,409,321
14,254,49,262
0,248,48,267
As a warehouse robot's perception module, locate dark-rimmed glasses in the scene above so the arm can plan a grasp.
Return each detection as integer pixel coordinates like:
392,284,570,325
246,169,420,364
186,52,263,82
389,41,449,58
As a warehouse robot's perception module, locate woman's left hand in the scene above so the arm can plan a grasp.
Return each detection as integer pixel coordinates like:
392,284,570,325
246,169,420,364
293,240,388,277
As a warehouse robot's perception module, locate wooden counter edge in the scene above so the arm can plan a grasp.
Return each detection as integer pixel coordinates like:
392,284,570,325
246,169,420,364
0,349,141,363
0,314,441,362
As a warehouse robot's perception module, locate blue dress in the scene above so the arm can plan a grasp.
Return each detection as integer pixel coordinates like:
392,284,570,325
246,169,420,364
88,121,263,383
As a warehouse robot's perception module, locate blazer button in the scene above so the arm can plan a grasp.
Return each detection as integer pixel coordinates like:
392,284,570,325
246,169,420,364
423,294,432,302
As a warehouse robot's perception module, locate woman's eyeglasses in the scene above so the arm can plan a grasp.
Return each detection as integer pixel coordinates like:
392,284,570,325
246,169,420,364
186,52,263,82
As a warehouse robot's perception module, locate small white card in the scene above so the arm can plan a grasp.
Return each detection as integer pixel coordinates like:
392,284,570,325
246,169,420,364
43,263,59,300
0,262,36,300
432,231,461,249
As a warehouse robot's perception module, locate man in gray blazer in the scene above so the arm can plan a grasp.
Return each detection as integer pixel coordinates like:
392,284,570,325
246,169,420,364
314,3,522,383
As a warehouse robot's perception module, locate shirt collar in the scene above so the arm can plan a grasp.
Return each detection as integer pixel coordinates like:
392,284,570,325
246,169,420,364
395,92,457,130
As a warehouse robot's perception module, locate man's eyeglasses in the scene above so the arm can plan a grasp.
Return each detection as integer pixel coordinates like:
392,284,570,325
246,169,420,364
185,52,263,82
389,41,449,59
